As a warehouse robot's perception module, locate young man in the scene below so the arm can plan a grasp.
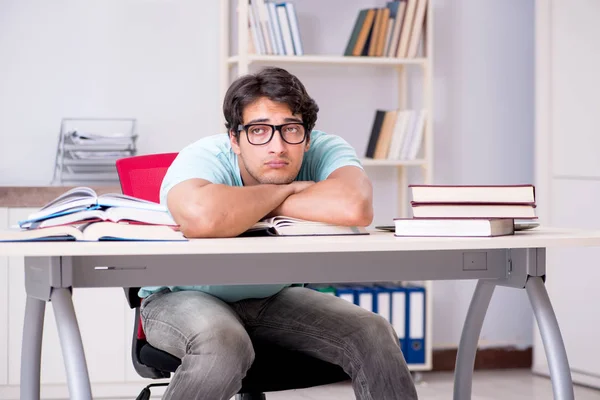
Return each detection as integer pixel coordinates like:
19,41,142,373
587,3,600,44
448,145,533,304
139,67,418,400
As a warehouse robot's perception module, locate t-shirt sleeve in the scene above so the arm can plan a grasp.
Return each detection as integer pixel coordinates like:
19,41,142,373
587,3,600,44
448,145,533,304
159,144,233,206
306,133,364,182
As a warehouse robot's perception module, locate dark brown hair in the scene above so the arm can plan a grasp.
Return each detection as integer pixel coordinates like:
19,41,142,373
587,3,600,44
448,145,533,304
223,67,319,138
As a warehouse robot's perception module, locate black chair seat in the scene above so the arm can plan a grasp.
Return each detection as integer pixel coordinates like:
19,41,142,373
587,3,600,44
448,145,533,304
139,339,350,393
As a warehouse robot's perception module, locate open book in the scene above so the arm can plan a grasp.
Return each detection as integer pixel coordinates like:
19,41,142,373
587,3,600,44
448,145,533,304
20,207,176,229
244,216,369,237
23,186,167,224
0,222,186,242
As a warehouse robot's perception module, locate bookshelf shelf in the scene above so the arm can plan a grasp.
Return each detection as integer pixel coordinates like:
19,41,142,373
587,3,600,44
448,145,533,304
360,158,426,167
227,54,428,67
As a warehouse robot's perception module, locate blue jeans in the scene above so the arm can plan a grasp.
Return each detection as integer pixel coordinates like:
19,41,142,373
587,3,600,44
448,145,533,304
140,286,418,400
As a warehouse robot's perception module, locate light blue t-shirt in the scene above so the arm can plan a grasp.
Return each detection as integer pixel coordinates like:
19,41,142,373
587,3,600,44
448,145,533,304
138,130,363,302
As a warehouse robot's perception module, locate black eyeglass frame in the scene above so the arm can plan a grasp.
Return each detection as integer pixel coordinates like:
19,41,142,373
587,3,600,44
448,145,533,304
237,123,309,145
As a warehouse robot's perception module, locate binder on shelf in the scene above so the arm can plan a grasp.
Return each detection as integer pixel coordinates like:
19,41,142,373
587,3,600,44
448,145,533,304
351,285,375,312
377,284,407,355
405,285,426,364
335,285,355,304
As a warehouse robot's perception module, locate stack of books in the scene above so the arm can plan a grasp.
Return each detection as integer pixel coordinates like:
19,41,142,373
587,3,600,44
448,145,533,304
247,0,303,56
393,184,537,237
0,187,185,242
343,0,428,58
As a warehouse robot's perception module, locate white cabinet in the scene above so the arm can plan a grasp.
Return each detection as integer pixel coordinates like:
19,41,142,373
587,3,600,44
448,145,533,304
534,0,600,389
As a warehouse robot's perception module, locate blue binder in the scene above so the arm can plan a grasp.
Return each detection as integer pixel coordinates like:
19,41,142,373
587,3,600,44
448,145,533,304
377,284,407,356
334,285,355,304
353,284,376,312
405,285,426,364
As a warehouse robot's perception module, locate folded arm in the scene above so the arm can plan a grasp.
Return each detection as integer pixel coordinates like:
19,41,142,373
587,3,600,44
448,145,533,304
270,166,374,226
167,179,298,238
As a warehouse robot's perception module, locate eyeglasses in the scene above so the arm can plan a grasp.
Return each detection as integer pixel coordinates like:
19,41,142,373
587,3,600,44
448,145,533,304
237,123,307,145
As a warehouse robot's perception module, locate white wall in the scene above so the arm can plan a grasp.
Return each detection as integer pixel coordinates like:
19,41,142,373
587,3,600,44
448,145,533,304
0,0,534,349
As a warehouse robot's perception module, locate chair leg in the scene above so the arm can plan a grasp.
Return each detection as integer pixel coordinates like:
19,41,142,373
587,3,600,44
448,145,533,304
236,394,266,400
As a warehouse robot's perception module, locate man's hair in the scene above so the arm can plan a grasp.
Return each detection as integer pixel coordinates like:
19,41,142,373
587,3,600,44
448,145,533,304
223,67,319,138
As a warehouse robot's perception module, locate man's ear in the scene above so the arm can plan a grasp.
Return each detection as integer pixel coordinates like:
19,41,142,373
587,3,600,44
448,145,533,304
230,130,241,155
304,135,311,152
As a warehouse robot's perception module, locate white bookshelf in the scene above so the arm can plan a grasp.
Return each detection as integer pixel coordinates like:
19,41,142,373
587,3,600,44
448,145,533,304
220,0,434,372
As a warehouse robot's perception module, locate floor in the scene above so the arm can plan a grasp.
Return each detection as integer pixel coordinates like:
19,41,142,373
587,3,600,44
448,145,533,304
124,369,600,400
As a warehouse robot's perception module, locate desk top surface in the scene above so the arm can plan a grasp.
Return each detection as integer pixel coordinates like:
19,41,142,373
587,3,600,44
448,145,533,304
1,228,600,257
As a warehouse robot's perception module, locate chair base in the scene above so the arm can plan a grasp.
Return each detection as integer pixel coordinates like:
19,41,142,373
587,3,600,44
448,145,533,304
136,382,267,400
236,394,266,400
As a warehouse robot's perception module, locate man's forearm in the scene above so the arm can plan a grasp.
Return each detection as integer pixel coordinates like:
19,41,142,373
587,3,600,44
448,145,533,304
274,179,373,226
179,184,293,237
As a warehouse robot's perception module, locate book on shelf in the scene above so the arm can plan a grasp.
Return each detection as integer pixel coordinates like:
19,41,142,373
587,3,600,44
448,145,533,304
393,218,515,237
344,0,428,58
243,216,369,237
365,108,425,160
0,222,186,242
22,186,167,226
409,184,536,204
247,0,303,56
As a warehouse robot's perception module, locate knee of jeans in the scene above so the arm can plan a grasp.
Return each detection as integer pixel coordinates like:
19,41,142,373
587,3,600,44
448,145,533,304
188,320,255,368
350,313,399,352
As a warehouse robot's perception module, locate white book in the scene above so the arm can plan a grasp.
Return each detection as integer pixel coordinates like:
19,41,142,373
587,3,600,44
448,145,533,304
407,109,427,160
394,218,515,237
259,0,278,55
387,110,410,160
285,3,303,56
267,2,285,55
399,110,417,160
277,4,295,56
248,5,265,55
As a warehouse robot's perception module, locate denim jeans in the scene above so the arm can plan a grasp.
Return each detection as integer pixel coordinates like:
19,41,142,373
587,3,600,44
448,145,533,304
140,287,418,400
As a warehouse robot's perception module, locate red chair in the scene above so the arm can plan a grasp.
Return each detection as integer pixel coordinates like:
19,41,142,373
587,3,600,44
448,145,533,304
115,153,349,400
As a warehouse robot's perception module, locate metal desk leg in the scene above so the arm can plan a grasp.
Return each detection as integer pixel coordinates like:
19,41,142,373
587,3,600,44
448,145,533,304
526,276,574,400
453,280,496,400
52,288,93,400
20,296,46,400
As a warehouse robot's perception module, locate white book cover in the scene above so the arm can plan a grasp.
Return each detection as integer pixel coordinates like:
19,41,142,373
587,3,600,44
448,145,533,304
267,2,285,55
407,109,427,160
277,4,295,56
387,110,410,160
399,110,417,160
285,3,303,56
259,0,278,55
248,5,265,55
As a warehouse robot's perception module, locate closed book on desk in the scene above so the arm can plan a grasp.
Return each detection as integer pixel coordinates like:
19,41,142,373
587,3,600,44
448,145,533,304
243,216,369,237
394,218,515,237
0,221,186,242
409,184,536,204
411,202,537,219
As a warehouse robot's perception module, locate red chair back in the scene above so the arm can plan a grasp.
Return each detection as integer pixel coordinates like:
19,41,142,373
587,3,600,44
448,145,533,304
116,152,178,341
115,153,178,202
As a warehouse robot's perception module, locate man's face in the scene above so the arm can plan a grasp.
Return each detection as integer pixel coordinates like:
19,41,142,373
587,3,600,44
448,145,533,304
231,97,310,186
